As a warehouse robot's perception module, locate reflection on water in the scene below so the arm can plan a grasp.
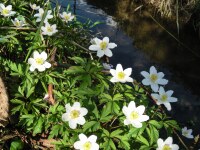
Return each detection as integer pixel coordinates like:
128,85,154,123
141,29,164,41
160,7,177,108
56,0,200,129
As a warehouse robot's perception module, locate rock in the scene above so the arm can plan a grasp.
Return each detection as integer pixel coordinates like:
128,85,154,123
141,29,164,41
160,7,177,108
0,77,9,127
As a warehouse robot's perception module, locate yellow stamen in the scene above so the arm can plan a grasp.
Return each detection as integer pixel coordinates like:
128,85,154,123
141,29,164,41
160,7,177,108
130,111,139,120
83,142,92,150
47,26,53,32
161,94,168,102
150,74,158,83
100,41,107,50
117,71,125,80
70,110,80,119
35,58,44,65
64,15,70,20
162,144,171,150
2,9,9,15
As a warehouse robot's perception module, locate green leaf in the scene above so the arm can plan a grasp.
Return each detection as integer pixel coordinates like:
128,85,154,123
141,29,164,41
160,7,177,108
33,116,44,136
149,120,163,129
136,135,149,146
10,139,24,150
110,129,123,138
83,121,97,132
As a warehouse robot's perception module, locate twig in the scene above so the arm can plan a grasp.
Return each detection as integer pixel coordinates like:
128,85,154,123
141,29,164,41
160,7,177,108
173,129,189,150
70,41,94,60
0,27,37,31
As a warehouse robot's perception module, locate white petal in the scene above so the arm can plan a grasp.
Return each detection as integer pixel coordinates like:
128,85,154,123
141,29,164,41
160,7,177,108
65,103,71,110
151,94,159,100
92,143,99,150
110,69,116,76
116,64,123,72
124,119,130,125
150,66,157,74
171,144,179,150
164,103,171,111
136,105,145,115
158,79,168,85
28,58,35,65
44,62,51,68
142,79,150,85
128,101,136,109
77,117,86,125
103,37,109,43
124,68,132,77
159,87,165,95
37,65,46,72
79,133,87,141
80,108,88,116
157,138,164,148
166,90,174,97
89,45,99,51
122,106,128,115
97,50,104,58
74,141,81,149
110,77,118,82
104,49,113,57
158,72,164,78
41,51,47,60
6,5,12,11
69,120,77,129
138,115,149,122
132,121,142,128
168,97,177,103
73,102,81,108
126,77,133,82
141,71,149,78
108,43,117,49
165,137,173,145
33,51,40,59
88,135,97,143
62,113,69,121
151,84,159,92
29,65,35,72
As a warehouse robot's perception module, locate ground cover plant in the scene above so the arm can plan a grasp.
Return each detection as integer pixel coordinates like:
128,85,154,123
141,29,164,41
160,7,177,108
0,0,199,149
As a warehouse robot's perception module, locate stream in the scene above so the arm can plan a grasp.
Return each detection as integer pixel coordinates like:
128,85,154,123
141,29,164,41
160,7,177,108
55,0,200,131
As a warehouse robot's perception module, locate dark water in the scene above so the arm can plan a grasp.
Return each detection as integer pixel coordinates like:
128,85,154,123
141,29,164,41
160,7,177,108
56,0,200,131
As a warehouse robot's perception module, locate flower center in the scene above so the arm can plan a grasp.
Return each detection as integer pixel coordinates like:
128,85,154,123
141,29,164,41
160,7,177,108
183,131,189,136
47,26,53,32
35,58,44,65
162,144,171,150
100,41,107,50
83,141,92,150
32,5,36,9
150,74,158,83
70,110,80,119
15,21,21,27
117,71,125,80
2,9,9,15
64,15,70,20
130,111,139,120
161,94,168,102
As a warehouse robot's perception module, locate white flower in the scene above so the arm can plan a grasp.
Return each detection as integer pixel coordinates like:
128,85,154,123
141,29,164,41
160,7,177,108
0,4,16,17
103,63,113,70
122,101,149,128
43,93,49,101
28,51,51,72
157,137,179,150
141,66,168,92
151,87,177,111
11,18,26,27
34,8,53,23
60,12,74,23
62,102,88,129
110,64,133,83
30,3,40,10
89,37,117,58
182,127,194,139
41,22,58,36
74,133,99,150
